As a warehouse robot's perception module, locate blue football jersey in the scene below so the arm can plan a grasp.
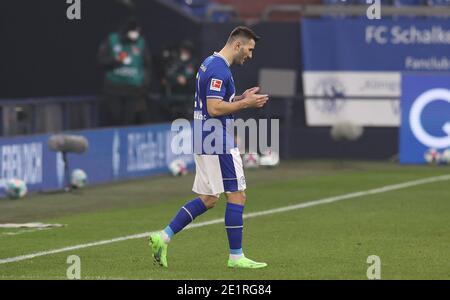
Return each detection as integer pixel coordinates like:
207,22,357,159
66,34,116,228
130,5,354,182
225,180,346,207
193,52,236,154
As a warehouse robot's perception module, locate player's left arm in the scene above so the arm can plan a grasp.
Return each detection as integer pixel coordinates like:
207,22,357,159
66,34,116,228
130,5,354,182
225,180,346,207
234,87,260,101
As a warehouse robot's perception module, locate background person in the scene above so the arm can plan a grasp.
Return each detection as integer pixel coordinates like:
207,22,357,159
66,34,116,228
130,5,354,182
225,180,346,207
98,18,152,126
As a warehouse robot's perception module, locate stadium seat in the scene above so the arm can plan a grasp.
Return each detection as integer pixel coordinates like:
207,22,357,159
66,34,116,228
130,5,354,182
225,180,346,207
175,0,210,5
427,0,450,5
208,8,239,22
171,0,240,22
350,0,393,20
320,0,356,19
172,0,211,18
393,0,425,5
426,0,450,20
321,0,354,5
211,0,317,22
352,0,393,4
264,10,304,22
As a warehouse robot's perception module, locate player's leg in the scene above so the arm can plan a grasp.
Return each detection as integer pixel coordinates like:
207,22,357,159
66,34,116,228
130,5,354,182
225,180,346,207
161,194,218,243
149,154,220,267
149,194,218,267
221,148,267,269
224,191,267,269
224,191,246,260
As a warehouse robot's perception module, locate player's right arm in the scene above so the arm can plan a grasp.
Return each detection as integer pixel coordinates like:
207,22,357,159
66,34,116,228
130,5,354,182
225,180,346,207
204,75,268,117
207,92,268,117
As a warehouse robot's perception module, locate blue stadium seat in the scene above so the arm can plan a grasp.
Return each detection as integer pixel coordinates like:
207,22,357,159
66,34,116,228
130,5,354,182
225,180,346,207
426,0,450,20
172,0,211,18
352,0,392,4
193,0,240,21
321,0,356,19
174,0,209,5
322,0,354,5
190,6,208,18
210,10,237,22
393,0,425,5
427,0,450,5
350,0,394,20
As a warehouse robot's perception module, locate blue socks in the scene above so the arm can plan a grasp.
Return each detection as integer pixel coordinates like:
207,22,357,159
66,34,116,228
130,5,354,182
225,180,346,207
225,202,244,257
163,198,245,259
164,198,207,239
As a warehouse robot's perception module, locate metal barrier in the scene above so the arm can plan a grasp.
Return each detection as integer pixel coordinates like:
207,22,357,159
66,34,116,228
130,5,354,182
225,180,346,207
0,121,195,196
0,93,400,161
0,93,192,137
262,4,450,20
197,3,450,22
206,4,240,21
0,96,101,137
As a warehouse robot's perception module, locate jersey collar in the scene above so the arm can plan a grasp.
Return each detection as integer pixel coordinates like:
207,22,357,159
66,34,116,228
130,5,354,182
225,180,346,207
213,52,230,67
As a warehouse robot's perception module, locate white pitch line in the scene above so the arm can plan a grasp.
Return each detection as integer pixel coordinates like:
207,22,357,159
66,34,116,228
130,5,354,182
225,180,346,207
0,174,449,265
1,227,53,237
0,275,140,280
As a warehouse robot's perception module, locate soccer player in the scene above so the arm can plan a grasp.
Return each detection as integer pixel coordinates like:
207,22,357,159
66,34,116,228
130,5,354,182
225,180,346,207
149,26,269,269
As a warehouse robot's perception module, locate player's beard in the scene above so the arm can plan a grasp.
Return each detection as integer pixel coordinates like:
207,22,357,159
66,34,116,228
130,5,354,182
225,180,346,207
236,49,247,66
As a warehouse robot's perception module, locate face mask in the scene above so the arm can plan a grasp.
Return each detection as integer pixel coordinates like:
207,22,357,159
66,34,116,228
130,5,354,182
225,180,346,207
180,52,190,62
128,31,139,41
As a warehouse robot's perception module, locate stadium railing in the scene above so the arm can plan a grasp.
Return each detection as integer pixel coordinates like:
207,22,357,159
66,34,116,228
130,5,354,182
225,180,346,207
0,94,180,137
262,4,450,20
158,0,450,22
0,96,101,137
205,4,240,22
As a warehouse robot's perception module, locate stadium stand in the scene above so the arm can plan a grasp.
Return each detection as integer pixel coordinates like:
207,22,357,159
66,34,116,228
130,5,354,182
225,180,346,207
174,0,211,18
321,0,354,5
349,0,394,4
427,0,450,5
393,0,425,5
169,0,331,22
169,0,447,22
212,0,320,22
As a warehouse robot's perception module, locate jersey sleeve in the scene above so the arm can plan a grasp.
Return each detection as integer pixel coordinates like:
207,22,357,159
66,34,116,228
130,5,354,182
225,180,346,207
206,72,228,100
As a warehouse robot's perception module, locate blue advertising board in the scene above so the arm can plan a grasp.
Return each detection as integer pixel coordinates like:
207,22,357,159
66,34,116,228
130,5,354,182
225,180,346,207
399,74,450,164
0,123,194,197
301,18,450,72
300,18,450,127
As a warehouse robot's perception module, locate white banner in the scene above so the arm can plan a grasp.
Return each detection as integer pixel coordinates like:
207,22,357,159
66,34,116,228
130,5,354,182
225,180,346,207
303,71,401,127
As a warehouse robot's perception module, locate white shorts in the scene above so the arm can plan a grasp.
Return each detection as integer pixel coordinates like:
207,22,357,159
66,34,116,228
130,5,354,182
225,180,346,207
192,147,246,197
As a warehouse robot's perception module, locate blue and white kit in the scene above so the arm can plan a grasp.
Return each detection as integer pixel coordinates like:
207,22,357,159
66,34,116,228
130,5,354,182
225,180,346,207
192,52,246,196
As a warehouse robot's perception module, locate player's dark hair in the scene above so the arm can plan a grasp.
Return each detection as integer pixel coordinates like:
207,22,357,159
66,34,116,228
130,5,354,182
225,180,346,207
227,26,260,44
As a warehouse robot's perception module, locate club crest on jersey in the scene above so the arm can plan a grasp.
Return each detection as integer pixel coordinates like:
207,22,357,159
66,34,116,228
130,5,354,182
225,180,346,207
210,79,223,92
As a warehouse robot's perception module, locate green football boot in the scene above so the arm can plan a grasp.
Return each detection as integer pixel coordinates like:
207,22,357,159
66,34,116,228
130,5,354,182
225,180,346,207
148,232,168,268
227,256,268,269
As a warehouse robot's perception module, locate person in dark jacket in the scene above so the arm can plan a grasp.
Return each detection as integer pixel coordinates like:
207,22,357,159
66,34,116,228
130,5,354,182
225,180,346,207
98,18,152,126
161,40,198,119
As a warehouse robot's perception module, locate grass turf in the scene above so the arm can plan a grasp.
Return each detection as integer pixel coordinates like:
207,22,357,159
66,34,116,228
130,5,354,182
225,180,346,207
0,161,449,279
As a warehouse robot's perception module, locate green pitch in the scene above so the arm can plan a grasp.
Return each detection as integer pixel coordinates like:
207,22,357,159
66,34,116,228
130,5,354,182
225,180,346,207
0,161,449,280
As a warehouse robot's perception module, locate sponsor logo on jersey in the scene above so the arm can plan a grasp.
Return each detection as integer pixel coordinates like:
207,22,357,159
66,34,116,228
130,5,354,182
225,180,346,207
210,79,223,92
